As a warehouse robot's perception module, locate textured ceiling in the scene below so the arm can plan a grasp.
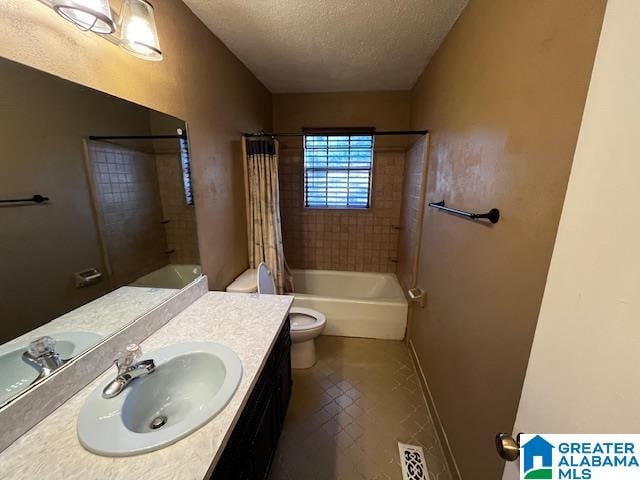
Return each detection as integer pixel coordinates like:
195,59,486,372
182,0,468,93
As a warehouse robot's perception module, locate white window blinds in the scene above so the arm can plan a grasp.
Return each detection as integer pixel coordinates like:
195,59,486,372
303,134,374,209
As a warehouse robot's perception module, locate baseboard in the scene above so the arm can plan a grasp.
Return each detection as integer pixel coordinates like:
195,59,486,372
408,339,462,480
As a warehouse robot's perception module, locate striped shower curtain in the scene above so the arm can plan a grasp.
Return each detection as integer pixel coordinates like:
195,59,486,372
243,137,293,294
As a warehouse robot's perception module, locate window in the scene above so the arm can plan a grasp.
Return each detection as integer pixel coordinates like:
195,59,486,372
303,133,374,209
179,134,194,206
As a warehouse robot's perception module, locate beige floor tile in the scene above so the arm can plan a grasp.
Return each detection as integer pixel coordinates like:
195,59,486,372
334,394,354,408
269,336,451,480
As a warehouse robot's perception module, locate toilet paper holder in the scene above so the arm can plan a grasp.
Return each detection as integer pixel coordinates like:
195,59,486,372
75,268,103,288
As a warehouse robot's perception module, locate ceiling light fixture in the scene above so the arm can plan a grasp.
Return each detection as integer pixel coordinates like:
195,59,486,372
36,0,163,61
119,0,162,61
51,0,115,34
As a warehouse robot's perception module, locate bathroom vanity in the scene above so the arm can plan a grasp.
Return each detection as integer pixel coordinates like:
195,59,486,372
211,318,292,479
0,291,293,480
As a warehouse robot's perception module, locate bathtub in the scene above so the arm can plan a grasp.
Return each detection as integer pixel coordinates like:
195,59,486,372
291,269,408,340
130,264,202,289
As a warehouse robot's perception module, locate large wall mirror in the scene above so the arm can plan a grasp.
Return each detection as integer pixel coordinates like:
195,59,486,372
0,57,201,407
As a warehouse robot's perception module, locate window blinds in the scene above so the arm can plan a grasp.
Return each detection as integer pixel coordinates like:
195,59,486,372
303,135,374,209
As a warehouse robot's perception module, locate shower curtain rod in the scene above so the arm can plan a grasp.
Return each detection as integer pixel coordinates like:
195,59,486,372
243,129,429,138
89,133,186,141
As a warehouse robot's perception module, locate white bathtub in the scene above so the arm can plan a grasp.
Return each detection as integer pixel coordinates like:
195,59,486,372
291,269,408,340
130,264,202,289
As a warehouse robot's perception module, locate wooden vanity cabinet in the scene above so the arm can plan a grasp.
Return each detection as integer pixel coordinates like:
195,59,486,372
209,319,292,480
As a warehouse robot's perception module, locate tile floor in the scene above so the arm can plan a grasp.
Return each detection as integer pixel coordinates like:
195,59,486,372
270,336,451,480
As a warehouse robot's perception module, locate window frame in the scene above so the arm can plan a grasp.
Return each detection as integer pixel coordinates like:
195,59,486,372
179,134,195,206
302,128,375,210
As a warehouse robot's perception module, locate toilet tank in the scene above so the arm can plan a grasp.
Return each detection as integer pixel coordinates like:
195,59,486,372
226,269,257,293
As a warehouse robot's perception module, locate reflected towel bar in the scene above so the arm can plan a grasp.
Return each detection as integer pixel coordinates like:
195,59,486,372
428,200,500,224
88,133,187,141
0,194,49,204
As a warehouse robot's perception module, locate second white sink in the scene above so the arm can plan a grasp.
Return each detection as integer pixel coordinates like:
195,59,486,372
77,342,242,456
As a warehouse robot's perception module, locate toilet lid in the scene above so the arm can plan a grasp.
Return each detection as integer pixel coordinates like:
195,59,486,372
289,307,326,331
257,262,276,295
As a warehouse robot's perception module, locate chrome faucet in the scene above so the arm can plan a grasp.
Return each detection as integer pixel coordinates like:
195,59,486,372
22,336,66,381
102,344,155,399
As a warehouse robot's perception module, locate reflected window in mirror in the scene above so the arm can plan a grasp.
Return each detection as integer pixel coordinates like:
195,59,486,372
179,132,194,206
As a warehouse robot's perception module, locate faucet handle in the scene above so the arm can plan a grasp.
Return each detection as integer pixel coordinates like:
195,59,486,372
28,336,57,358
116,344,142,371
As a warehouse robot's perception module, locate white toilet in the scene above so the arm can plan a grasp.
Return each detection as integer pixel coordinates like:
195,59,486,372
226,264,326,369
286,307,326,369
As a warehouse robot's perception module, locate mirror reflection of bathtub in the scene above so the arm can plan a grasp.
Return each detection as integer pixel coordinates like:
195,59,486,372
130,265,202,289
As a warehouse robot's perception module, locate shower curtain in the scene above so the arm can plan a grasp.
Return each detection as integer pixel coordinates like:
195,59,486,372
243,136,293,294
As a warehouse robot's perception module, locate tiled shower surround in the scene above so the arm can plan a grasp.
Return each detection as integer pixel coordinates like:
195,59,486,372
279,148,405,273
87,142,168,287
396,138,429,293
155,153,200,265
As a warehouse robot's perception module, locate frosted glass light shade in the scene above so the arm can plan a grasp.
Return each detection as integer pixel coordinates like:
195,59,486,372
119,0,163,61
52,0,115,34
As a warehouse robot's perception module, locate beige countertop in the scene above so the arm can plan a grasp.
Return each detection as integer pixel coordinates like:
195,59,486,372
0,291,293,480
1,286,178,354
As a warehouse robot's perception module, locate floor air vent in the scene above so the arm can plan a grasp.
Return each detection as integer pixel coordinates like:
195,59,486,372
398,442,430,480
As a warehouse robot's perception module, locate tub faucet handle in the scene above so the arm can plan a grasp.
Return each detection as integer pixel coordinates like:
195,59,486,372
408,287,426,308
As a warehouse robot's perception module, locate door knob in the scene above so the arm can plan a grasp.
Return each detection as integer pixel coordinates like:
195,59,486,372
496,433,520,461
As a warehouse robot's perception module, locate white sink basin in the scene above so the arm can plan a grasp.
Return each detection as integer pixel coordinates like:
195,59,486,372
0,331,102,404
77,342,243,456
0,349,39,403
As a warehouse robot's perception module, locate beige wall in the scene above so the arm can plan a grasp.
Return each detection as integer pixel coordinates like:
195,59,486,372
406,0,606,478
0,0,272,290
273,91,411,149
504,1,640,476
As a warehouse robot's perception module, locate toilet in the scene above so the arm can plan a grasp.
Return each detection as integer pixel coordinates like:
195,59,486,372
286,307,326,369
226,263,326,369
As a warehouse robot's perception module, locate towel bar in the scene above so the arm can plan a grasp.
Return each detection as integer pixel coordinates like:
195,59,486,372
428,200,499,224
